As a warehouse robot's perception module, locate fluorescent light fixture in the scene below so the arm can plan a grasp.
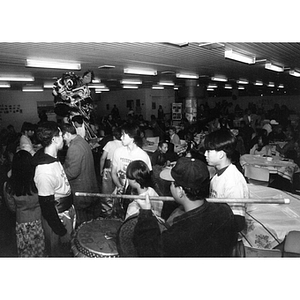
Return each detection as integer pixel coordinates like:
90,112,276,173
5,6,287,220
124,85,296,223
289,70,300,77
198,42,224,50
267,82,275,87
22,86,44,92
174,87,178,90
152,85,164,89
124,68,157,76
98,65,115,69
211,76,227,82
208,83,217,89
123,85,139,89
95,88,109,92
26,59,81,70
254,80,263,86
265,62,284,72
236,79,249,84
92,78,101,83
158,81,174,86
165,42,189,47
43,82,54,88
224,84,232,89
95,90,101,93
225,49,255,64
120,79,142,85
207,88,214,91
278,84,284,88
0,82,10,88
0,75,34,81
88,84,106,89
176,73,199,79
238,86,245,90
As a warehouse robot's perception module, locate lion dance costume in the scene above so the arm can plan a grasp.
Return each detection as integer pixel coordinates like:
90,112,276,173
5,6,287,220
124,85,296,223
52,72,98,141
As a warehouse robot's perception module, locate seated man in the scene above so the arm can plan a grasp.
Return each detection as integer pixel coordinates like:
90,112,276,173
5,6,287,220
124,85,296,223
132,157,238,257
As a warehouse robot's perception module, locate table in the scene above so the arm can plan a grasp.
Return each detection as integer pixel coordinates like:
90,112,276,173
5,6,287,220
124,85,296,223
241,184,300,249
240,154,298,182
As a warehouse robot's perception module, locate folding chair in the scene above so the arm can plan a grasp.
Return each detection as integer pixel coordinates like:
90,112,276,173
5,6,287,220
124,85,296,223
282,230,300,257
244,165,270,186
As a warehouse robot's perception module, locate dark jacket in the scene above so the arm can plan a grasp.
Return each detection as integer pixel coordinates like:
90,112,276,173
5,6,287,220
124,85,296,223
63,135,99,209
133,201,238,257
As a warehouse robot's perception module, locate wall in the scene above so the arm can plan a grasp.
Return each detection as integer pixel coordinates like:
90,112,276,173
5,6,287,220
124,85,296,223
97,88,175,120
0,90,54,132
1,88,300,132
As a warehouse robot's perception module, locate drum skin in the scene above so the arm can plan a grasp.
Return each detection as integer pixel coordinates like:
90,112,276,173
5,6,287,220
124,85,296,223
71,218,123,258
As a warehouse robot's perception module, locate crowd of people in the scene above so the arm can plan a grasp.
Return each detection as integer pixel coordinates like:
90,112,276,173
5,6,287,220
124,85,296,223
0,98,300,257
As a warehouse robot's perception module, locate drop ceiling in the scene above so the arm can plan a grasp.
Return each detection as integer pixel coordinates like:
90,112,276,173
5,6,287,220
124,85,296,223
1,42,300,96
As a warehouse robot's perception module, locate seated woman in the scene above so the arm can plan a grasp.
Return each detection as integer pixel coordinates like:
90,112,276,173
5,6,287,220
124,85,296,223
250,134,271,156
3,150,45,257
125,160,162,220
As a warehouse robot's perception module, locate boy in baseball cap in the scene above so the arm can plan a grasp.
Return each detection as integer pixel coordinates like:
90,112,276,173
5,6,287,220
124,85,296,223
132,157,238,257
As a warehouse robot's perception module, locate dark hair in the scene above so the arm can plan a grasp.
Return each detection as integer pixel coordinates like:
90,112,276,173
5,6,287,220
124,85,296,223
256,134,269,151
112,126,122,140
121,123,142,148
72,115,83,124
126,160,152,189
158,140,168,148
204,129,237,159
7,150,37,196
36,121,60,147
175,180,209,201
60,122,77,135
21,122,35,134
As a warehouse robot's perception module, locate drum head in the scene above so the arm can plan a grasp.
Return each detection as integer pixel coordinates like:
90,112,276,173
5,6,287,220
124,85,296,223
72,218,122,257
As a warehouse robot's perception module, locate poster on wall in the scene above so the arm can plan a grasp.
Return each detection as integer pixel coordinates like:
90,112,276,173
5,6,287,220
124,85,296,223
172,103,182,121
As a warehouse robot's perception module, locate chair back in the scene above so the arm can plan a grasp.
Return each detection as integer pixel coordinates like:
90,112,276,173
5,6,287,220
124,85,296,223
244,246,281,257
244,165,269,186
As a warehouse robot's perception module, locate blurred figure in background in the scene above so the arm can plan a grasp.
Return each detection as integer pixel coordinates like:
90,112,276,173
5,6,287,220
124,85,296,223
18,122,36,156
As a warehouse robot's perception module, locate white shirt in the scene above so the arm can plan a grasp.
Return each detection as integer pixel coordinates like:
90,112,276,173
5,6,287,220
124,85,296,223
210,164,249,217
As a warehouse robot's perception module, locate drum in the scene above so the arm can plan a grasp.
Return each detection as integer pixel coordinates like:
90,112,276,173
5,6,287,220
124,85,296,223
71,218,123,257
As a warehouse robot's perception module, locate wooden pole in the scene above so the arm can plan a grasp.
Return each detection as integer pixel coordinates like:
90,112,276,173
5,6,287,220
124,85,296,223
74,192,290,204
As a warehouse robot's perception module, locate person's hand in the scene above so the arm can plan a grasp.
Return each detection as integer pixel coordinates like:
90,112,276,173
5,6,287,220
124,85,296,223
116,186,124,195
136,194,152,210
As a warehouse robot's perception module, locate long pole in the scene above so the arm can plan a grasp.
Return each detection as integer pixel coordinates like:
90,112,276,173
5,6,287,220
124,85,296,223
75,192,290,204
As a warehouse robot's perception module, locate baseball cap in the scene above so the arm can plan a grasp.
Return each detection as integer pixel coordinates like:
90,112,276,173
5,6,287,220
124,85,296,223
160,157,210,190
270,120,279,125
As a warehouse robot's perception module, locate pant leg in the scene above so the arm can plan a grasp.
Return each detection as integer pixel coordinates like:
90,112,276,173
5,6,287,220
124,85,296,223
101,169,116,215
